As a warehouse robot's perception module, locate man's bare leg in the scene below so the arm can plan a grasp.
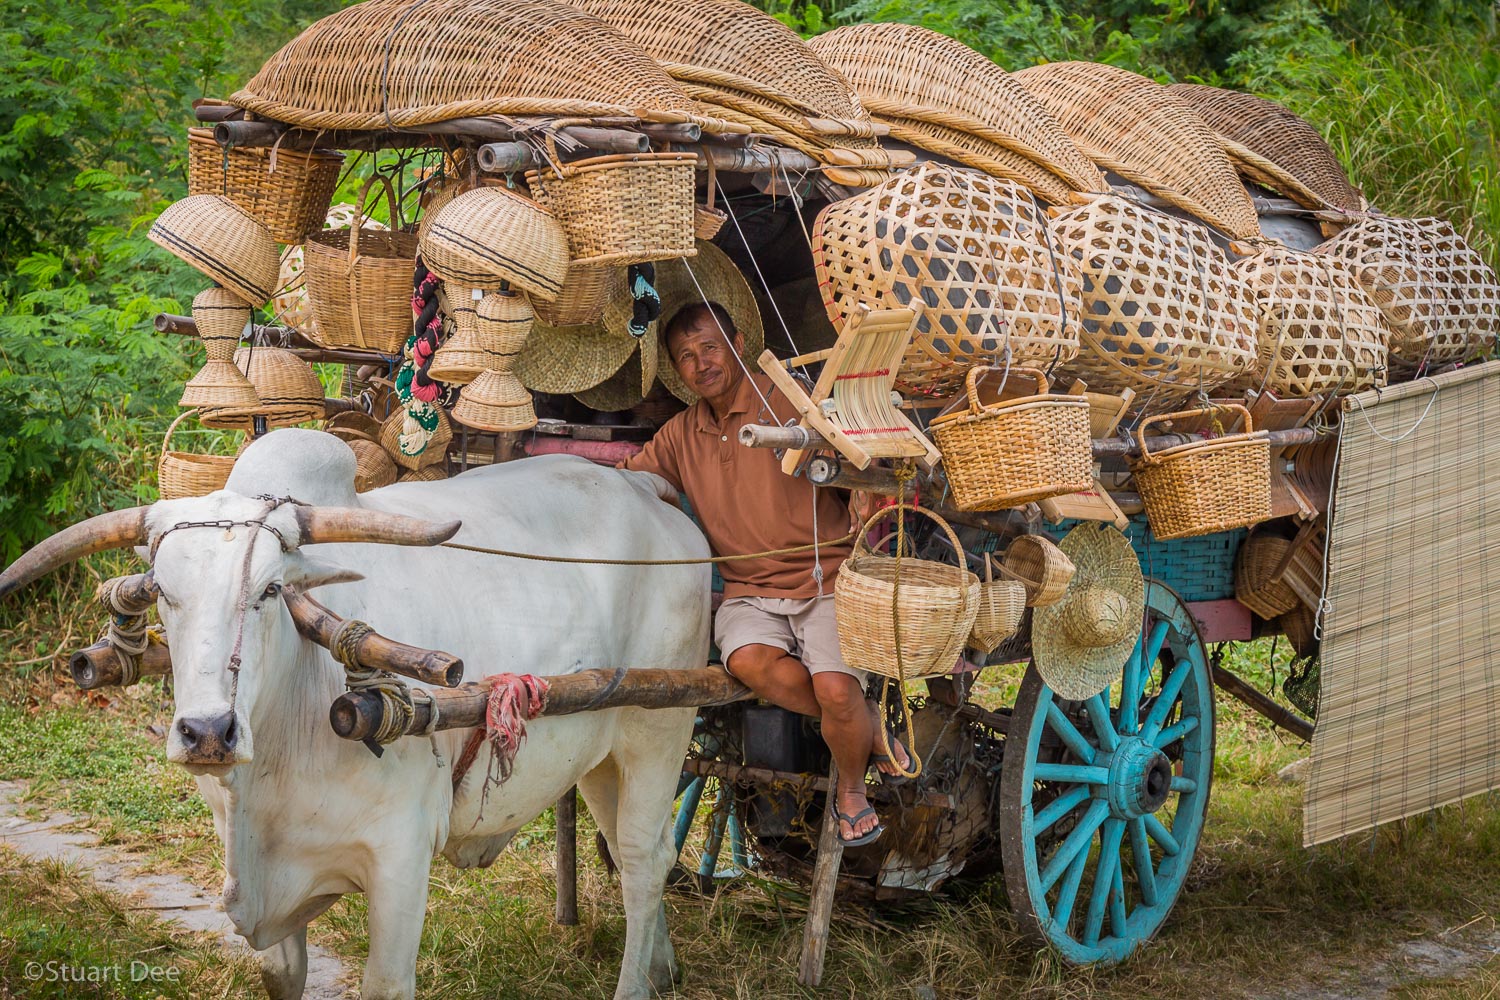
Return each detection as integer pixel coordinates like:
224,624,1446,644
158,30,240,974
811,672,880,840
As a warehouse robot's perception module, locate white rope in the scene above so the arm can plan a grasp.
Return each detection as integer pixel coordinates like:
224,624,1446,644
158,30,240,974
1345,380,1441,443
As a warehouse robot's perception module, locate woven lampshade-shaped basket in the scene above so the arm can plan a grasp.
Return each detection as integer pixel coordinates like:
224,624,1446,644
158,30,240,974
380,407,453,472
453,369,537,432
157,411,237,501
419,186,569,301
814,162,1083,398
835,504,981,680
1131,404,1272,540
198,347,325,430
526,152,697,268
349,437,398,493
1316,216,1500,373
1012,62,1262,241
430,290,534,385
1230,248,1389,397
149,195,279,307
968,555,1027,655
186,128,344,243
1167,84,1364,213
1049,195,1258,400
230,0,735,132
180,286,260,411
1234,529,1299,619
303,177,418,354
1001,534,1075,608
807,23,1106,201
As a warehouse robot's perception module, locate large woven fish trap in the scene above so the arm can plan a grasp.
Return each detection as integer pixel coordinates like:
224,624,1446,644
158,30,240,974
1012,62,1262,241
1230,248,1390,397
813,162,1083,398
1316,216,1500,373
230,0,736,132
1048,195,1258,401
807,23,1105,202
1167,84,1364,214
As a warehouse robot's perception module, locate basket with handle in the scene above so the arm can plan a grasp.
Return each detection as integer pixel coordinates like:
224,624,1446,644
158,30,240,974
302,176,417,354
525,148,698,267
186,128,344,244
158,410,236,500
835,503,980,680
1131,404,1272,540
968,554,1027,654
928,365,1093,511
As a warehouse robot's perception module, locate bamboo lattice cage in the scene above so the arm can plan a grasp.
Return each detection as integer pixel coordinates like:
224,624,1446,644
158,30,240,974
186,129,344,244
230,0,739,132
807,23,1106,200
1048,195,1258,401
813,162,1083,398
1012,62,1262,240
1229,247,1390,397
1316,216,1500,373
1168,84,1364,213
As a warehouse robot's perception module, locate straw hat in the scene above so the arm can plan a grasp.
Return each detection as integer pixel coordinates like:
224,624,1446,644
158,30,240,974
417,187,569,302
574,332,659,412
148,195,280,306
645,241,764,403
514,271,645,393
1032,523,1145,700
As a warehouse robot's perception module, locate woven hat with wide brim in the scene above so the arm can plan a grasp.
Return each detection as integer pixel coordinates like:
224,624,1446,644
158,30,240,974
516,269,650,393
148,195,280,307
1032,523,1146,700
648,241,764,403
574,331,659,411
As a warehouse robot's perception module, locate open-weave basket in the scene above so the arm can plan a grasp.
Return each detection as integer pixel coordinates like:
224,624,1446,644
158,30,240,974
807,23,1106,199
968,555,1027,654
814,162,1083,397
158,411,236,501
1012,62,1262,240
526,152,697,267
186,129,344,244
230,0,735,133
303,176,417,354
1316,216,1500,373
929,366,1093,511
1167,84,1364,213
1131,404,1272,540
1049,195,1258,400
1234,529,1299,619
835,504,980,680
1002,534,1075,607
198,347,325,430
1230,247,1389,397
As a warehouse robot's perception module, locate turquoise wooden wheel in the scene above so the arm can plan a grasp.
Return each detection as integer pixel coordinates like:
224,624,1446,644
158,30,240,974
1000,581,1215,965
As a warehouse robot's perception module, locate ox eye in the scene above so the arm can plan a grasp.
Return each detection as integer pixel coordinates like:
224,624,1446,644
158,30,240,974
261,583,281,601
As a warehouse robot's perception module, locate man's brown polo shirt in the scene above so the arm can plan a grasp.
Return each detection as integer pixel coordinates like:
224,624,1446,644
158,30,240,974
623,372,856,599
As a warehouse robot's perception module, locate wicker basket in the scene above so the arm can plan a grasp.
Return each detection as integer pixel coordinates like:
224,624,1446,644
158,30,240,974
157,411,236,500
1001,534,1075,607
303,176,418,354
1234,529,1299,619
929,366,1093,511
534,262,616,327
349,437,398,493
198,347,325,430
836,504,980,680
380,407,452,471
1132,404,1272,540
186,128,344,244
968,555,1027,654
526,151,697,267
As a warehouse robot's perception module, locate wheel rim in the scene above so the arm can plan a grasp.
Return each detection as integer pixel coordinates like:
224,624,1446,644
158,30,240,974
1000,581,1215,966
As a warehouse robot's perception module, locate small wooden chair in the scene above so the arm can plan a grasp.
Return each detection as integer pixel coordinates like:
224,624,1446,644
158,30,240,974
758,304,941,477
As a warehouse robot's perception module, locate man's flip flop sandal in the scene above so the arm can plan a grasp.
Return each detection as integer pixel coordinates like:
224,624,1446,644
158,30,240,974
870,731,915,787
835,806,885,847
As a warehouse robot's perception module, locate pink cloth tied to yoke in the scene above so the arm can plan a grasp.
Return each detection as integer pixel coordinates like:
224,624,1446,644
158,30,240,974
484,672,550,782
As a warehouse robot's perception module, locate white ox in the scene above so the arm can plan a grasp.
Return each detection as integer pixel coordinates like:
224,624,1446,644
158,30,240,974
0,430,711,999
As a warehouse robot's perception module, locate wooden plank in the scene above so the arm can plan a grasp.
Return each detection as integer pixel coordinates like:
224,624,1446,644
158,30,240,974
797,760,844,987
555,789,579,926
1186,599,1253,642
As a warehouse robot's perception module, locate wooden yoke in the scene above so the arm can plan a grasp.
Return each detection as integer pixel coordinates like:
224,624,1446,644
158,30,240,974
758,304,941,476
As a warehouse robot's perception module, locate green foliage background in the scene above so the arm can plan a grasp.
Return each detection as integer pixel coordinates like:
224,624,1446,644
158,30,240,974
0,0,1494,561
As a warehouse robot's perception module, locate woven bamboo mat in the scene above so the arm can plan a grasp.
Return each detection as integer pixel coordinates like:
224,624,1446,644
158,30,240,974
1305,359,1500,846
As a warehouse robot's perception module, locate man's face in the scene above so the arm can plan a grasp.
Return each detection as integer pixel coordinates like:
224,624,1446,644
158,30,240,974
667,317,746,402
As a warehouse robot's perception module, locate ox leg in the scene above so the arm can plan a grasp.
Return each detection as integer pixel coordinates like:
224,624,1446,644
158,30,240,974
258,925,308,1000
359,849,433,1000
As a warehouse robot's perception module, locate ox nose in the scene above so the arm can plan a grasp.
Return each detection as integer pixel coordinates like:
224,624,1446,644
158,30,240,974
176,710,239,760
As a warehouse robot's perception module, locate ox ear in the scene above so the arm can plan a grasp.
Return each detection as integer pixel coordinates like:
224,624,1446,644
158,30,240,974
283,553,364,591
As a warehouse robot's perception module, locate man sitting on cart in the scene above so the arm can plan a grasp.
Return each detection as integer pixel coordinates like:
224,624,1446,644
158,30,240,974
620,301,908,846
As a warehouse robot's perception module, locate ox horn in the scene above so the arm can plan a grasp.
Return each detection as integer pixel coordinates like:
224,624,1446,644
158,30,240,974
0,507,151,598
294,507,461,548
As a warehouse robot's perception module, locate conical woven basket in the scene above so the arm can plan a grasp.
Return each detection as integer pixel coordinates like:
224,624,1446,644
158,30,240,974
1168,84,1364,213
534,262,616,327
1316,216,1500,373
419,186,569,300
148,195,279,307
1049,195,1258,399
186,128,344,244
453,370,537,432
380,408,453,471
230,0,735,132
814,162,1083,397
157,411,237,501
179,360,260,411
808,23,1105,198
1229,247,1389,396
1001,534,1075,608
431,290,534,385
191,286,251,362
198,347,325,430
1013,62,1262,240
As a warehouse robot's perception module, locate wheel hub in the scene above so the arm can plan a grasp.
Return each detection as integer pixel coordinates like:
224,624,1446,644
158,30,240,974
1100,737,1174,818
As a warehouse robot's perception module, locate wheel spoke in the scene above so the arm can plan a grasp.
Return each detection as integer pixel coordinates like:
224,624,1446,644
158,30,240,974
1039,799,1109,893
1143,618,1171,678
1119,633,1144,735
1109,846,1128,939
1129,816,1159,907
1084,818,1125,946
1153,714,1200,750
1144,813,1180,856
1050,830,1092,930
1083,694,1121,752
1034,784,1092,836
1141,656,1193,742
1046,701,1097,764
1170,775,1198,794
1033,763,1110,785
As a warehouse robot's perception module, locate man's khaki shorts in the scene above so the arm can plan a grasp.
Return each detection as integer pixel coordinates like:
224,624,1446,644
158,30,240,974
714,594,866,682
